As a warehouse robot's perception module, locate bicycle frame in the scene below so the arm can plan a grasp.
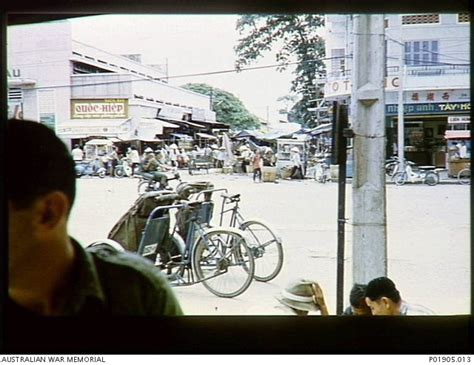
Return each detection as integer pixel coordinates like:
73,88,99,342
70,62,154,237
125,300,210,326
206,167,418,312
140,200,240,287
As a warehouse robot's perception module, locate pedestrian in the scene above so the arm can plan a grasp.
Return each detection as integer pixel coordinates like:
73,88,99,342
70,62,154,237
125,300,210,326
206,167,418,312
168,144,178,167
71,144,84,162
108,146,119,176
252,151,264,182
458,140,468,159
365,277,434,315
7,118,183,316
290,147,303,179
128,146,141,175
217,146,226,168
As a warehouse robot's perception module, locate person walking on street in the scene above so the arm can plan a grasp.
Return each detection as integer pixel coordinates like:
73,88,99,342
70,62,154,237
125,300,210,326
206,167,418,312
290,147,303,179
7,118,183,316
252,151,264,182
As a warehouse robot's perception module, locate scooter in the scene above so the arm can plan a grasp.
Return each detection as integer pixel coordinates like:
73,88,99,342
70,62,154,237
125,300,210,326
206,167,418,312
75,159,107,178
114,157,133,178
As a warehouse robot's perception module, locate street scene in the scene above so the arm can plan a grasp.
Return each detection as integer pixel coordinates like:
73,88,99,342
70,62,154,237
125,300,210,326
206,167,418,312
68,171,470,316
7,13,470,319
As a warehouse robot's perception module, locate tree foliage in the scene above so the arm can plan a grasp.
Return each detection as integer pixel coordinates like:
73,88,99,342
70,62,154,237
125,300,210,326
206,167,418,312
235,15,326,127
181,83,261,130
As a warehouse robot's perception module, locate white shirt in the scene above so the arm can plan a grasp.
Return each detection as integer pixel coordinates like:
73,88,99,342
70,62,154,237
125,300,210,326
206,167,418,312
291,152,302,167
71,148,84,161
459,144,467,158
129,150,140,164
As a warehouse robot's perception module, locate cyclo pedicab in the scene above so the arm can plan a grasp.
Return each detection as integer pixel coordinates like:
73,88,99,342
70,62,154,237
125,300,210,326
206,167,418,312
88,181,284,297
89,182,253,298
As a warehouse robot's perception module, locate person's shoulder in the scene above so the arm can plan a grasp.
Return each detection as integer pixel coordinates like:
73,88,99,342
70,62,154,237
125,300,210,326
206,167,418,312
90,246,168,287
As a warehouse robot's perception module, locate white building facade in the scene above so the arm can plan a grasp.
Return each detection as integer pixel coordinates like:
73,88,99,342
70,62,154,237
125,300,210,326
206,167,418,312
7,20,217,149
323,13,470,167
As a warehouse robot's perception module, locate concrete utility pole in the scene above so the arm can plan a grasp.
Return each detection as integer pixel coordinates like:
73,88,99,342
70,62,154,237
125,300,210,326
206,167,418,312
351,14,387,284
397,42,406,170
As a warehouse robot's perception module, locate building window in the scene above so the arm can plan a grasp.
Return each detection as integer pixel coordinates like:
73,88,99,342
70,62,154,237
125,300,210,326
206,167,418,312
331,48,345,76
384,19,389,28
404,40,439,66
402,14,439,25
458,13,470,23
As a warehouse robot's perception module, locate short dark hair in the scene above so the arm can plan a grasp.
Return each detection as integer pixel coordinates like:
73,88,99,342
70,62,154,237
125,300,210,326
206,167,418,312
365,277,401,303
349,284,367,308
7,119,76,209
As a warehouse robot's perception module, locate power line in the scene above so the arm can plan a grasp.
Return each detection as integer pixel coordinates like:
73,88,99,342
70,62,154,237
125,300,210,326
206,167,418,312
10,55,348,91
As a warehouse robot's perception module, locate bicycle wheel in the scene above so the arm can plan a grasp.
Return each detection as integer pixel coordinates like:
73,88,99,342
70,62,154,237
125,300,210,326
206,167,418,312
392,172,407,186
138,180,153,195
239,220,283,282
458,168,471,185
385,162,396,176
424,171,439,186
193,229,254,298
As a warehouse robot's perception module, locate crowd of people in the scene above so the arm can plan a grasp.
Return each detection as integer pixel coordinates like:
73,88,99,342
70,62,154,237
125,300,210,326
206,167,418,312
70,140,283,181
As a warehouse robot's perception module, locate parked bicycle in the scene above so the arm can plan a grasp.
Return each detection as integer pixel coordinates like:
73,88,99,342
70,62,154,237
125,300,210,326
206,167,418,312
138,193,255,298
392,163,440,186
193,187,284,282
457,167,470,185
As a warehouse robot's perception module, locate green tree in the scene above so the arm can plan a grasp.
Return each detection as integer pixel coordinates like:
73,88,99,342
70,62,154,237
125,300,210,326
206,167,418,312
235,15,326,127
181,83,261,130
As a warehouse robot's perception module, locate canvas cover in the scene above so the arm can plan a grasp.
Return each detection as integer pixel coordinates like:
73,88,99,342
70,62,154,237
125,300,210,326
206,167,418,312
108,191,178,252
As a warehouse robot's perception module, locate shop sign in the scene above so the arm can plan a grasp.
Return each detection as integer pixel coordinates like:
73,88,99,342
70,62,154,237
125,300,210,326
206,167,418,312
71,99,128,119
448,116,470,124
325,76,401,97
386,102,470,115
192,107,206,122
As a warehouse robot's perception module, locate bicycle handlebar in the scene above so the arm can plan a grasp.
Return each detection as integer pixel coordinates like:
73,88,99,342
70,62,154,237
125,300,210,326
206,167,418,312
194,187,228,201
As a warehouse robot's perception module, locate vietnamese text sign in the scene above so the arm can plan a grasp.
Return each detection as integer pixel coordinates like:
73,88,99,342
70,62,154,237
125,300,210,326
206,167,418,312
71,99,128,119
386,102,470,116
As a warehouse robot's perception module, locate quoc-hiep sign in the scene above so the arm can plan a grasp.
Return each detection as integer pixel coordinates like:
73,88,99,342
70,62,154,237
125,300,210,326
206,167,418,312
71,99,129,119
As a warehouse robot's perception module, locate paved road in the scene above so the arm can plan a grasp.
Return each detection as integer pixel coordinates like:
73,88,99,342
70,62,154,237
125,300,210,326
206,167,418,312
69,171,470,315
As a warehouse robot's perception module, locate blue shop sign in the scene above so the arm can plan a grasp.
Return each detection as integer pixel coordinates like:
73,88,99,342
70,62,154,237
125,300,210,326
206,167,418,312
386,102,470,116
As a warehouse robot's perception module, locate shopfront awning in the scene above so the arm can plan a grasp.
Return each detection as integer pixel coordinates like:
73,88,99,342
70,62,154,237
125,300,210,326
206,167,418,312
57,118,131,139
178,120,206,129
170,133,193,141
309,123,333,136
156,118,181,129
196,132,218,140
134,118,179,142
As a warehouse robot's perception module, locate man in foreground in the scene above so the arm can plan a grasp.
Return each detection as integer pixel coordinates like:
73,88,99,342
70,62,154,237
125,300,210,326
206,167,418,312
7,119,183,316
365,277,434,315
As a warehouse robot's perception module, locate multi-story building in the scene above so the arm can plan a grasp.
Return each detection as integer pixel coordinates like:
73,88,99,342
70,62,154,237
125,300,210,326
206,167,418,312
323,13,470,167
7,20,221,150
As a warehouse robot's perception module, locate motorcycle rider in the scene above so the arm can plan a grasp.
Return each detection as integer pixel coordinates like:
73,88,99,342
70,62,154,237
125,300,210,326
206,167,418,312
141,149,173,189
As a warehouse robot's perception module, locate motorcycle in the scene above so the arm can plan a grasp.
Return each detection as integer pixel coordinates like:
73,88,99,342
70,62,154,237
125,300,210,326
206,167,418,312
114,157,133,178
75,159,107,178
137,168,181,195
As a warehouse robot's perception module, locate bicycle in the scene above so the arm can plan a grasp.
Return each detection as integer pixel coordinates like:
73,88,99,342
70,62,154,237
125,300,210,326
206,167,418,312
457,167,470,185
392,163,440,186
194,187,284,282
137,193,255,298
